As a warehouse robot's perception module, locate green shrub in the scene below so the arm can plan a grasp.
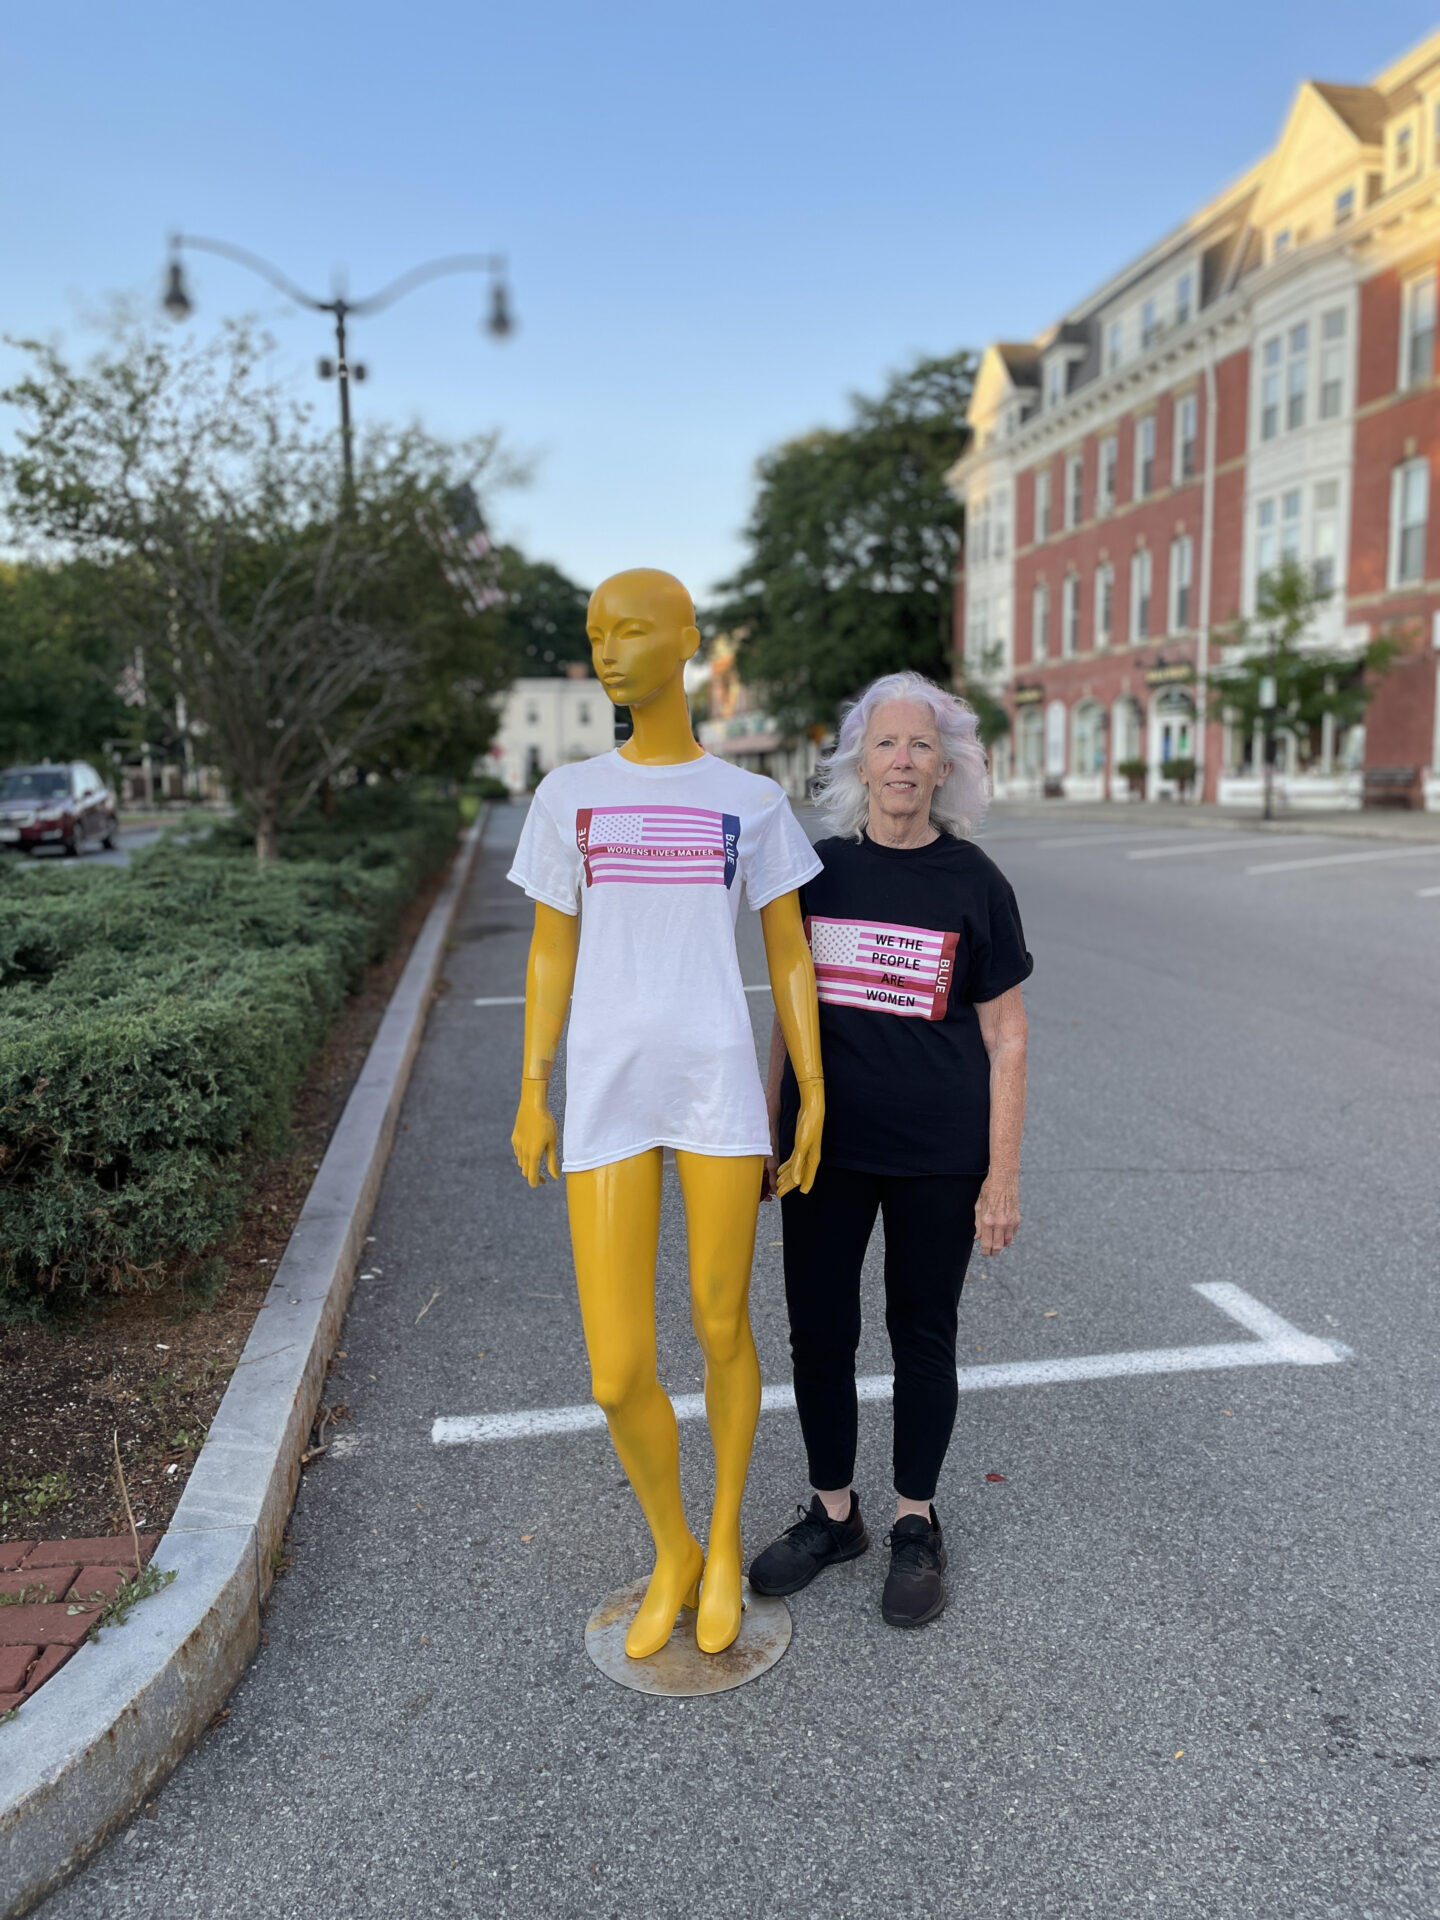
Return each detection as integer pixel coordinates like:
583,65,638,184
0,790,459,1317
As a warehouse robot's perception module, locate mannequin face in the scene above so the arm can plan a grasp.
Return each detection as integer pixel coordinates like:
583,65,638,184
586,570,700,710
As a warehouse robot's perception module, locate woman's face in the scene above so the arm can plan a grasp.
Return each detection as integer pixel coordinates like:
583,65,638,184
859,698,952,829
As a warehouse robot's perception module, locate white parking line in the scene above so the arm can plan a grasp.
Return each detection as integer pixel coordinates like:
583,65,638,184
1032,831,1190,851
1246,845,1440,876
472,995,526,1006
430,1283,1349,1447
1126,837,1304,861
1418,885,1440,898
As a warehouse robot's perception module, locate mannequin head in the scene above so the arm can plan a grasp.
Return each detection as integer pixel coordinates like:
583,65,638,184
586,569,701,712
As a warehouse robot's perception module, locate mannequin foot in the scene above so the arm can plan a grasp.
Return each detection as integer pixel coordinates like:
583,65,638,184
696,1531,743,1654
624,1538,705,1659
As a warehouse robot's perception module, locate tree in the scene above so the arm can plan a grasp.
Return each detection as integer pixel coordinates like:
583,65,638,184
1,323,517,857
712,350,977,732
1202,560,1401,819
0,560,136,767
497,547,591,675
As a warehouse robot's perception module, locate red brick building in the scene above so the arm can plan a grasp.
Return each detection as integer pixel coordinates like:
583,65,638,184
951,33,1440,809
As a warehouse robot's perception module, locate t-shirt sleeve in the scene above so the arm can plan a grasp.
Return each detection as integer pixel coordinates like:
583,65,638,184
966,867,1034,1003
507,786,582,915
744,793,824,911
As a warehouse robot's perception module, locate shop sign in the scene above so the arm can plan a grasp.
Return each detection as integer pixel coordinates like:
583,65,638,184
1012,686,1043,706
1145,662,1194,687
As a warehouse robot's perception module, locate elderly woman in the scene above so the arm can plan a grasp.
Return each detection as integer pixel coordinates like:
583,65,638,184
749,671,1031,1628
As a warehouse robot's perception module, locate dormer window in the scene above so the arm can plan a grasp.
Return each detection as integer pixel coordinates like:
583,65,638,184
1396,124,1415,176
1047,359,1066,408
1334,186,1355,226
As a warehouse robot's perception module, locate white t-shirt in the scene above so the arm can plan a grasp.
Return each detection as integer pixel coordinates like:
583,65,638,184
507,750,822,1173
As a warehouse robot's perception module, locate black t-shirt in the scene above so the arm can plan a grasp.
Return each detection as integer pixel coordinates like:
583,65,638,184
778,832,1033,1177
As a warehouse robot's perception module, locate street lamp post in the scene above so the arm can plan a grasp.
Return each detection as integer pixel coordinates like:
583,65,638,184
162,235,514,496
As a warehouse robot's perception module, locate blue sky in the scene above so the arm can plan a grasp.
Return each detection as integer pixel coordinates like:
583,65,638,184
3,2,1435,598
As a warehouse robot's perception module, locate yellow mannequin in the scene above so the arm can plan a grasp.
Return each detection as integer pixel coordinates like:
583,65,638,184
511,569,823,1657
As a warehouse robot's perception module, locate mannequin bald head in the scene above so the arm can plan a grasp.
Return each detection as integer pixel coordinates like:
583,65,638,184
586,568,701,712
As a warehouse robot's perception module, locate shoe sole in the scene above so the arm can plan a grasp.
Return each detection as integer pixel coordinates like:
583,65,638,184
748,1532,870,1598
882,1589,947,1628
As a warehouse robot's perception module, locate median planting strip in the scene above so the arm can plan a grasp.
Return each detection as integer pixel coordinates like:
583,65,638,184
0,814,485,1920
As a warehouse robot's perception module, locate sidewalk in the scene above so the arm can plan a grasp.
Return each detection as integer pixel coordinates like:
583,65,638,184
986,798,1440,841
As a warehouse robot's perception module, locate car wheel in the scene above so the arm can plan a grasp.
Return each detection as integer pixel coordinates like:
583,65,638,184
102,817,118,850
63,827,81,857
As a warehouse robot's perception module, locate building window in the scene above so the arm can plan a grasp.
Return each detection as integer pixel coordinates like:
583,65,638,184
1047,359,1066,408
1095,562,1114,648
1135,416,1156,498
1035,468,1051,541
1062,573,1080,657
1098,435,1118,514
1175,393,1198,482
1401,272,1436,389
1065,453,1083,530
1261,337,1281,439
1255,497,1277,583
1335,185,1355,226
1274,229,1292,259
1130,548,1152,641
994,487,1010,559
1032,582,1050,660
1396,124,1415,177
577,701,592,725
1281,488,1303,564
1170,536,1193,631
525,707,540,727
1320,309,1346,418
1141,298,1159,349
1391,457,1429,585
1287,322,1308,429
1176,271,1193,327
1107,320,1122,371
1312,479,1340,595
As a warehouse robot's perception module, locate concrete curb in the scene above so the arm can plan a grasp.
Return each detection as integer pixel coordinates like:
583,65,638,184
986,800,1440,843
0,814,487,1919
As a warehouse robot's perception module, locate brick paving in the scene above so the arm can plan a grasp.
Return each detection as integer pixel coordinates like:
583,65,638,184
0,1534,158,1714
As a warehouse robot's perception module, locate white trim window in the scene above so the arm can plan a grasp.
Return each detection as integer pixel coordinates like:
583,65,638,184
1401,272,1436,390
1065,452,1083,530
1106,320,1122,372
967,594,990,665
1130,548,1152,641
1394,122,1416,182
1391,457,1429,586
1032,581,1050,661
1047,359,1066,409
1260,336,1282,439
1142,298,1159,349
1312,479,1340,596
1319,309,1346,419
1334,185,1355,227
1174,393,1198,483
1169,535,1194,632
1176,271,1194,327
1095,561,1114,649
970,494,990,564
1255,497,1278,585
1280,488,1303,566
1098,434,1118,515
1035,467,1052,542
1286,322,1309,429
1061,572,1080,657
1135,415,1156,498
993,486,1010,559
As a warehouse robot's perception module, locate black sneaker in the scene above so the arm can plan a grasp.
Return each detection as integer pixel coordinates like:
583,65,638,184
881,1509,948,1628
748,1494,869,1597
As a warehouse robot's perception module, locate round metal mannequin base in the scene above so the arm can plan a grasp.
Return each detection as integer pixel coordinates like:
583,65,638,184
584,1577,791,1697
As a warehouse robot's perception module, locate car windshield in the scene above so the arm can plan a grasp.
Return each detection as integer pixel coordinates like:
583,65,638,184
0,769,70,801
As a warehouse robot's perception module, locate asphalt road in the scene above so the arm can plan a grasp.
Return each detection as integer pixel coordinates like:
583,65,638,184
42,802,1440,1919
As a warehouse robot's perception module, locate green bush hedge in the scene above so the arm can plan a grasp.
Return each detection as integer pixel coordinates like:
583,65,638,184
0,789,460,1317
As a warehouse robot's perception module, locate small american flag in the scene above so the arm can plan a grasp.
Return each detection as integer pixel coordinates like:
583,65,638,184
577,806,740,888
808,915,959,1021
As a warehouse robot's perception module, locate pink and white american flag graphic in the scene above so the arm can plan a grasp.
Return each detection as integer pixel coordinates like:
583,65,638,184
576,806,740,888
807,915,959,1022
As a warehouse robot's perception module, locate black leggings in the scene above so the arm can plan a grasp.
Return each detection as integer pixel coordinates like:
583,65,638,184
779,1162,984,1503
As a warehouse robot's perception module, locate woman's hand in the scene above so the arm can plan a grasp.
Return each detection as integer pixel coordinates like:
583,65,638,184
975,1169,1020,1256
512,1079,559,1186
759,1154,779,1203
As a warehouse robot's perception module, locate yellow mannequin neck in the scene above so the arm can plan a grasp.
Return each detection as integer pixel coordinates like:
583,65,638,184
618,671,705,767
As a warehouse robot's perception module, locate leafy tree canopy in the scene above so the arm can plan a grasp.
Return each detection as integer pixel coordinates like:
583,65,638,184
497,547,591,676
0,560,137,768
711,349,976,733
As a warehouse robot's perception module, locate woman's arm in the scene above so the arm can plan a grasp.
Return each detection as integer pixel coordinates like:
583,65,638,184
758,890,824,1196
511,901,580,1186
974,983,1028,1255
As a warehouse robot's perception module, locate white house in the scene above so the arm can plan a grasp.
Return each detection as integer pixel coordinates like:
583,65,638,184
484,666,614,792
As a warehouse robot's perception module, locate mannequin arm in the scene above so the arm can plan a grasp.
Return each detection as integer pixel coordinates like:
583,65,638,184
759,890,824,1196
511,901,579,1186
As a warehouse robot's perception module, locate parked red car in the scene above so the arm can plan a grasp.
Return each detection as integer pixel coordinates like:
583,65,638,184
0,762,119,856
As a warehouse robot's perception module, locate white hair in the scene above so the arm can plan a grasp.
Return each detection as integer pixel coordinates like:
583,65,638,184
812,670,990,841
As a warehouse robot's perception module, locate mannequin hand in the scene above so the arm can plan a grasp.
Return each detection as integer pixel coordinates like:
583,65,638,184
776,1083,823,1197
512,1081,559,1187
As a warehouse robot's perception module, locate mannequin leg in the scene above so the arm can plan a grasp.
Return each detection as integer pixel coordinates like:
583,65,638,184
568,1150,703,1659
674,1150,764,1654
